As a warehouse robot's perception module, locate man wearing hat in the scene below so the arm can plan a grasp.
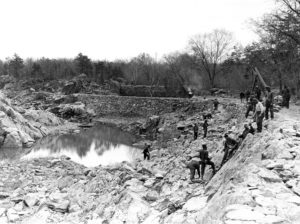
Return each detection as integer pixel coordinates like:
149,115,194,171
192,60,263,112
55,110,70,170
199,144,216,180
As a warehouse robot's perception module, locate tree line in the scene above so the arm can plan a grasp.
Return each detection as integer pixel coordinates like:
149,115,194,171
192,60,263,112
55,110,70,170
0,0,299,97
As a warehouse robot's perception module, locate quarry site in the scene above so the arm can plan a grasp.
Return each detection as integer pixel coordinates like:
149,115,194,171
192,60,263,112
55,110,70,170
1,0,300,223
0,73,299,224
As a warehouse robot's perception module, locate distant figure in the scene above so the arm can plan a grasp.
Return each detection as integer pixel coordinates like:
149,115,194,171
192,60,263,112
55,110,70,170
265,86,274,120
213,99,219,111
193,123,199,140
254,85,262,100
199,144,216,180
245,90,251,102
245,96,256,118
202,120,208,138
181,157,201,181
240,92,245,103
221,134,238,166
253,98,265,133
143,143,150,160
282,85,291,108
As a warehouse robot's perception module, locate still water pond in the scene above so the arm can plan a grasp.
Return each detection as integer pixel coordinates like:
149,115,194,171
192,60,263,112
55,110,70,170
22,124,141,167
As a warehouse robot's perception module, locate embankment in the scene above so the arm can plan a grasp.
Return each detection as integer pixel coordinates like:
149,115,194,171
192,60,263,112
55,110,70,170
77,94,212,117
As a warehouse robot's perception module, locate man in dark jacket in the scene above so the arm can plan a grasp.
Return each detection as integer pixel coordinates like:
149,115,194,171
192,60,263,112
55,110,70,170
255,85,261,100
199,144,216,180
221,134,238,166
282,85,291,108
239,124,251,140
143,143,150,160
265,86,274,120
245,96,256,118
193,123,199,140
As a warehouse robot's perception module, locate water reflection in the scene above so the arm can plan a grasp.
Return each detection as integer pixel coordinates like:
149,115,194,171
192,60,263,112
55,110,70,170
22,124,141,167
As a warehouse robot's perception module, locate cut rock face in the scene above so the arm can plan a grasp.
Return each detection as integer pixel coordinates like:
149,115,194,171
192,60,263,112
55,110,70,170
0,92,62,148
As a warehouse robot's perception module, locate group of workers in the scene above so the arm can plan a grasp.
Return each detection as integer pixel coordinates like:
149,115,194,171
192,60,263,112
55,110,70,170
142,84,291,182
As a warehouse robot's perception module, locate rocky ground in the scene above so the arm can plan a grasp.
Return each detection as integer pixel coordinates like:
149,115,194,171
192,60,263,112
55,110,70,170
0,85,300,223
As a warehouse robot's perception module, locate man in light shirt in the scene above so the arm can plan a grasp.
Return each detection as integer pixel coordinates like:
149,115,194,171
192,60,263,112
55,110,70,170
253,98,265,133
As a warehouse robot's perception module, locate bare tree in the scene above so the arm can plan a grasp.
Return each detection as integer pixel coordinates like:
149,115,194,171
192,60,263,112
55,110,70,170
189,29,234,88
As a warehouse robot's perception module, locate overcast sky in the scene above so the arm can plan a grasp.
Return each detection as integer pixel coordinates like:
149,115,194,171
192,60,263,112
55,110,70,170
0,0,275,61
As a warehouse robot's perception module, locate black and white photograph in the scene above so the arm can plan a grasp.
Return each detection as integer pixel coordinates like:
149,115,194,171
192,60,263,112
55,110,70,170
0,0,299,223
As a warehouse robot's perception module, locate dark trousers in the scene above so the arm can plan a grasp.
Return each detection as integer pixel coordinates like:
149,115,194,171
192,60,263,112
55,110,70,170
265,103,274,120
200,160,216,177
256,113,264,132
245,105,254,118
189,166,200,180
203,128,207,138
194,132,198,140
282,97,290,108
144,153,150,160
286,98,290,108
221,147,229,166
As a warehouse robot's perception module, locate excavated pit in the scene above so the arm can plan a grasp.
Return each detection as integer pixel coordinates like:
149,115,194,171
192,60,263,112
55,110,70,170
1,94,300,224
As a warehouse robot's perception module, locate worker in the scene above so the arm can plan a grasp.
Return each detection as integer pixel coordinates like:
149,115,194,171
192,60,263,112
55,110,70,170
213,99,219,111
199,144,216,180
265,86,274,120
193,123,199,140
239,124,251,140
143,143,151,160
221,134,238,166
203,120,208,138
253,98,265,133
245,96,256,118
255,85,262,100
240,92,245,103
181,156,201,181
249,123,255,135
282,85,291,109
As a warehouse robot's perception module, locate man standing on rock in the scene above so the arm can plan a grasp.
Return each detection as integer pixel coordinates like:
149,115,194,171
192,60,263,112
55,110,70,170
143,143,151,160
203,120,208,138
199,144,216,180
253,98,265,133
220,134,238,166
193,123,199,140
265,86,274,120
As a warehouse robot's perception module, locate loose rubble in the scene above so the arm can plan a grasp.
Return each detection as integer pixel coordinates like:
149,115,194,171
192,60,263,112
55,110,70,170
0,88,300,224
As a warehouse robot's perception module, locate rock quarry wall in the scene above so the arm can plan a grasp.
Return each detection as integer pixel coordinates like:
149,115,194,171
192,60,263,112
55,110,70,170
77,94,212,117
0,92,68,148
